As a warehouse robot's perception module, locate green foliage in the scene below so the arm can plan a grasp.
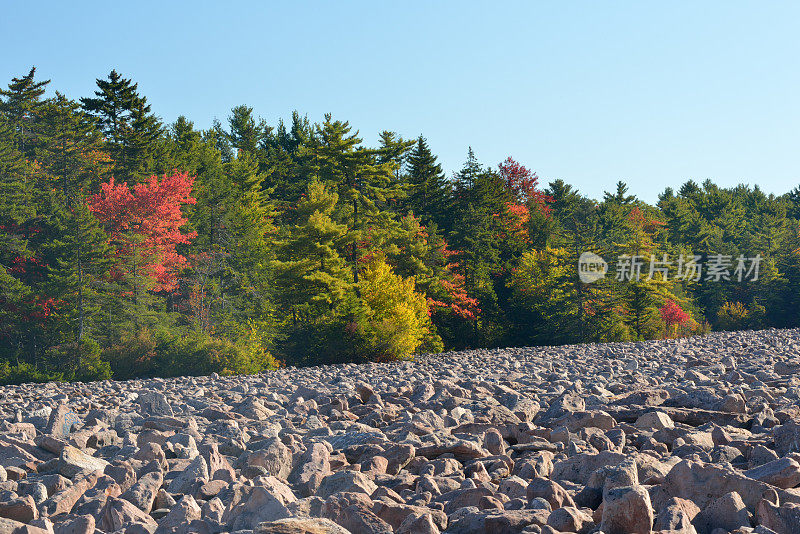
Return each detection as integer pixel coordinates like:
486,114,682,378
0,360,63,385
104,326,277,380
45,338,112,382
2,67,800,380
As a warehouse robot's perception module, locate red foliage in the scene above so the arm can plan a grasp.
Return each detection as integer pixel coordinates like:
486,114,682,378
28,296,61,321
428,241,481,320
498,157,552,216
660,299,690,327
88,172,197,293
627,206,665,233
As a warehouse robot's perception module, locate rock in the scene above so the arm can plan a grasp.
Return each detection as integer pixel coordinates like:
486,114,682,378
483,429,506,456
744,457,800,489
0,517,49,534
551,451,628,484
120,469,162,512
53,515,95,534
654,497,700,534
57,446,109,478
45,405,78,439
692,491,750,534
228,478,296,531
245,438,293,480
756,499,800,534
0,494,38,523
382,444,415,475
166,454,208,494
774,421,800,457
199,442,236,482
290,442,331,497
483,509,550,533
634,411,674,431
526,477,575,510
600,485,654,534
40,471,99,517
98,497,157,532
664,459,800,511
1,326,800,534
316,470,377,499
335,503,393,534
255,517,351,533
397,512,440,534
416,440,490,462
372,501,446,531
137,392,174,417
156,494,202,532
546,506,594,534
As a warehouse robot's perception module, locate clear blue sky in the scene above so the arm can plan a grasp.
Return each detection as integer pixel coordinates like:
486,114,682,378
2,1,799,202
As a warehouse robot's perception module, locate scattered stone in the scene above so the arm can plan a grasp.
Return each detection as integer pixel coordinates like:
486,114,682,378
0,328,796,533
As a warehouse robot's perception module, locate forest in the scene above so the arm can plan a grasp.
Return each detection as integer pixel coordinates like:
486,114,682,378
1,67,799,384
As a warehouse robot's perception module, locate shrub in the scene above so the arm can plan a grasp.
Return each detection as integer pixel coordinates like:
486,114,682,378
45,338,112,382
357,254,435,361
717,301,764,331
103,329,158,380
0,360,63,385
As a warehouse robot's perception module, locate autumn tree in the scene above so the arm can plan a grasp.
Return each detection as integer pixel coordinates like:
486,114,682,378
88,172,197,332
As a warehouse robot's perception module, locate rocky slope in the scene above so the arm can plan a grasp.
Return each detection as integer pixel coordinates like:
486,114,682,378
1,328,800,533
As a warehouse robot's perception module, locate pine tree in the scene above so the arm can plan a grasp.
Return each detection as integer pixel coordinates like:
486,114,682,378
0,67,50,156
46,201,111,346
273,179,350,324
405,136,450,226
302,114,403,293
81,70,162,180
0,119,35,351
446,150,510,346
34,93,110,200
603,181,637,205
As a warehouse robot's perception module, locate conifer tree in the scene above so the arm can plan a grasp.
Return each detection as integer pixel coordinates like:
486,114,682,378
35,93,110,200
0,67,50,156
274,179,349,324
302,114,403,291
81,70,161,180
405,136,450,226
45,201,111,344
227,105,269,159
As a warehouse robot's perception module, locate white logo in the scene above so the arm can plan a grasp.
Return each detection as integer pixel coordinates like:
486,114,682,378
578,252,607,283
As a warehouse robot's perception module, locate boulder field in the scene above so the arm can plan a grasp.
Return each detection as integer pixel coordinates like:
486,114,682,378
1,328,800,533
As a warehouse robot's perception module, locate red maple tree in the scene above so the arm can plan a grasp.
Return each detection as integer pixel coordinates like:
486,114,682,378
498,157,552,213
660,299,690,327
88,172,197,293
495,157,553,245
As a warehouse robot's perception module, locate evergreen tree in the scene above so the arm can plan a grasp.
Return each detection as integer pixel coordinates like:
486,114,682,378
302,114,403,293
45,201,111,346
603,181,637,205
81,70,162,179
35,93,110,199
273,179,349,325
227,105,269,159
405,136,450,226
447,150,509,346
0,67,50,156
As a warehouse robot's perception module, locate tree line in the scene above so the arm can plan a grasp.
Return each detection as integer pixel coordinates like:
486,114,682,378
1,67,798,383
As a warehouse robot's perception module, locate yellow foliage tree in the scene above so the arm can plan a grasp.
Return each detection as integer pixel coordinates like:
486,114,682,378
358,253,435,360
